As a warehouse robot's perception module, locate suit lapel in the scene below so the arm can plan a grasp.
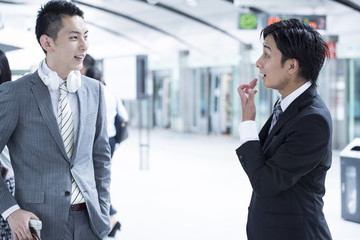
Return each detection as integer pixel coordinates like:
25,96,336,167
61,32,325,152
72,79,86,162
261,86,317,151
259,117,272,145
30,72,69,160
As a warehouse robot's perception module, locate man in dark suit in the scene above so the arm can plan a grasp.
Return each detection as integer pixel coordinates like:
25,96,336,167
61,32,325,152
0,1,111,239
236,19,333,239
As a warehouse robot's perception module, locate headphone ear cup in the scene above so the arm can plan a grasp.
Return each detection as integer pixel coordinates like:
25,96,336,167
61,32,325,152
67,71,81,92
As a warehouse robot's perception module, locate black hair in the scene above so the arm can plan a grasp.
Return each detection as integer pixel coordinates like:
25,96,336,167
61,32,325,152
83,54,95,69
0,49,11,84
85,66,102,82
261,18,329,86
35,0,84,53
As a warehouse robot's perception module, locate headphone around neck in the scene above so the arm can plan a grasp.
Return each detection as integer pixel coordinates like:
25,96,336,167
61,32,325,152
37,60,81,93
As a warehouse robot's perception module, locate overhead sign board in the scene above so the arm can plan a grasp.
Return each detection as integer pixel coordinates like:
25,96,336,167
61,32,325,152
267,15,326,30
238,14,327,30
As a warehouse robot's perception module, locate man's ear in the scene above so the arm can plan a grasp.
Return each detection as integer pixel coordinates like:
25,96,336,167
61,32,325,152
39,35,54,53
287,59,299,75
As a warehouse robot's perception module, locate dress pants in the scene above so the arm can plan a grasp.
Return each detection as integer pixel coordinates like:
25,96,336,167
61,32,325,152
108,136,118,216
109,136,116,157
61,208,104,240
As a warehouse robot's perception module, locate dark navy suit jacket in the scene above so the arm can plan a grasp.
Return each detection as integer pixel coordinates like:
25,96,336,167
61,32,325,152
236,86,332,240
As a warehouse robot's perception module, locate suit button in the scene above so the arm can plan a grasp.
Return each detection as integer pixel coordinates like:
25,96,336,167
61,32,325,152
65,191,70,196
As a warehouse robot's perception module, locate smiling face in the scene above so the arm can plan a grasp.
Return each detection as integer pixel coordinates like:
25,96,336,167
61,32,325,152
43,15,88,79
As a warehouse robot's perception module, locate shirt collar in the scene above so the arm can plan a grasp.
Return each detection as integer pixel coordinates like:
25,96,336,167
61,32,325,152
279,81,311,112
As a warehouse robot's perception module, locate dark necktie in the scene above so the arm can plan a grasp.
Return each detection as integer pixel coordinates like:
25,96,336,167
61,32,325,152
269,101,282,133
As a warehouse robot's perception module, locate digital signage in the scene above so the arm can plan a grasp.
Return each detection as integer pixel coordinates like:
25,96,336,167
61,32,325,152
238,13,258,29
267,15,326,30
238,14,327,30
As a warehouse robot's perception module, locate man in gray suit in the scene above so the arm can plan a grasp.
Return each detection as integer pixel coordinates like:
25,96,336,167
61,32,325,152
0,1,111,239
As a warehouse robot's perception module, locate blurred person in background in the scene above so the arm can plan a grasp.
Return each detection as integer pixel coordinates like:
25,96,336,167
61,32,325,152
0,49,14,239
236,19,332,240
80,54,95,75
86,66,128,238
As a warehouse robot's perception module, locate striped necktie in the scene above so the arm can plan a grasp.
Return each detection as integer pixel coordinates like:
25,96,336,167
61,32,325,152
58,81,84,204
269,100,282,133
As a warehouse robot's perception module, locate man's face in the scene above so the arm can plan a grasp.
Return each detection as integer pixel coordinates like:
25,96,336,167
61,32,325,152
256,34,290,93
48,15,88,79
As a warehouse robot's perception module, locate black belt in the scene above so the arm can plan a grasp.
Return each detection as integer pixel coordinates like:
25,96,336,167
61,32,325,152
70,203,86,211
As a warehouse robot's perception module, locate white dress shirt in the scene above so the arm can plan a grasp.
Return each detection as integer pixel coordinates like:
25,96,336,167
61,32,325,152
0,146,13,180
42,64,80,143
102,84,128,138
239,81,312,146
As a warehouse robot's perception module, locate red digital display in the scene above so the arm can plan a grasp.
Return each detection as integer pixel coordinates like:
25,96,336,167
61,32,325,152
267,15,326,30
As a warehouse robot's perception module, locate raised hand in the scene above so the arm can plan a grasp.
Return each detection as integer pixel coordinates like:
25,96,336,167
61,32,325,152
237,78,258,121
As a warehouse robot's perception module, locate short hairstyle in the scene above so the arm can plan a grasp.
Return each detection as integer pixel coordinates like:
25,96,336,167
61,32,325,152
0,49,11,84
261,18,329,86
85,66,102,82
35,0,84,53
83,54,95,70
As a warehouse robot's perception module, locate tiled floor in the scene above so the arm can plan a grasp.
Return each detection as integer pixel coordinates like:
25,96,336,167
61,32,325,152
109,128,360,240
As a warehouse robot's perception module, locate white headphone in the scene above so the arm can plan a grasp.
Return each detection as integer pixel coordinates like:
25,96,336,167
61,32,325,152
37,60,81,93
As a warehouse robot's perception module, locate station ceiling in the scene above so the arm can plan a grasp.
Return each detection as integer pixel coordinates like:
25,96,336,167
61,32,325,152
0,0,359,68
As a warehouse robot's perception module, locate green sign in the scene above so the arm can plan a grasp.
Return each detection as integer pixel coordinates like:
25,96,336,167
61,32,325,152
239,14,258,30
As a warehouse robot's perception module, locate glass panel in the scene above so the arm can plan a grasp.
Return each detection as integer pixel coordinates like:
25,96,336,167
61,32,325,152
345,166,357,215
192,70,197,127
352,59,360,139
200,69,206,117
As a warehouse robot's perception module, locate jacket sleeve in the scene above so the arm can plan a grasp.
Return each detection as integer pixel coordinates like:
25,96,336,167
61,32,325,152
0,82,19,214
236,113,331,197
93,82,112,217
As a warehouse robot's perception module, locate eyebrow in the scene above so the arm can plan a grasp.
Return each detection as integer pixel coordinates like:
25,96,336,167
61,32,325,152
264,44,271,51
69,30,89,35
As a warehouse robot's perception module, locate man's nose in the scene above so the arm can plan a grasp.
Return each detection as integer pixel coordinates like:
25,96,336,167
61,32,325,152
255,57,261,68
79,37,87,51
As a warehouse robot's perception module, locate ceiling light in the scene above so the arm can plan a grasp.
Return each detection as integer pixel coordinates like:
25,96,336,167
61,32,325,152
147,0,160,5
186,0,198,7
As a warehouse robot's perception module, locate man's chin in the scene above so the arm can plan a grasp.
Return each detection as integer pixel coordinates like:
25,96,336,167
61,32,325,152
72,64,82,72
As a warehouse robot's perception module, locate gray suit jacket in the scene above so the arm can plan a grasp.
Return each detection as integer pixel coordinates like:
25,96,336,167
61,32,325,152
0,71,111,239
